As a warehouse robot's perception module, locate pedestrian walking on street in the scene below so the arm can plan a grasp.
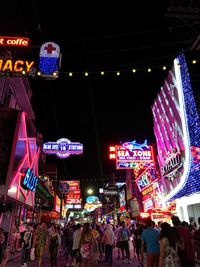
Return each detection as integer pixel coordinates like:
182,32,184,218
49,223,61,267
158,222,180,267
20,223,33,267
35,222,49,267
63,222,74,266
10,223,19,254
101,223,115,267
118,221,132,264
72,223,82,267
114,224,122,260
80,223,95,267
141,218,160,267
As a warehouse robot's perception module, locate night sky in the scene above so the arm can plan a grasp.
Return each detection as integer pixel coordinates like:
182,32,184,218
1,1,200,194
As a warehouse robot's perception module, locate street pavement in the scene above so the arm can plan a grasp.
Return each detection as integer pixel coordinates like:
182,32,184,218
7,243,142,267
6,244,200,267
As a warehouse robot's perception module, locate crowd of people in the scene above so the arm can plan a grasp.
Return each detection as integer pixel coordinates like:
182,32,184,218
0,215,200,267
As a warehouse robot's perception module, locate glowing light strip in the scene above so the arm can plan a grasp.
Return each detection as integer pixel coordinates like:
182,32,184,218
9,154,28,189
162,58,191,203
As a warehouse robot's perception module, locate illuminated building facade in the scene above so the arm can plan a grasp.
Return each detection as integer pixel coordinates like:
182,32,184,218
0,77,42,241
152,52,200,223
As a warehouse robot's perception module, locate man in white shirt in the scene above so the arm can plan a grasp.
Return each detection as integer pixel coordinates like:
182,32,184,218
72,224,82,267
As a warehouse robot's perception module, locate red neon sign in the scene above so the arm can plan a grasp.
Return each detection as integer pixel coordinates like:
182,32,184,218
109,146,116,160
0,36,30,47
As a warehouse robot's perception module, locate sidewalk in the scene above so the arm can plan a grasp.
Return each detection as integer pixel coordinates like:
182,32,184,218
6,246,141,267
7,245,200,267
7,248,22,263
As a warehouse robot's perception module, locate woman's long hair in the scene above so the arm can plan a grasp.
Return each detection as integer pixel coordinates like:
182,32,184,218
81,223,91,241
159,222,176,249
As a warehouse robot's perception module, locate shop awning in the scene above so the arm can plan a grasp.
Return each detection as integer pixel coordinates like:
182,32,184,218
36,182,54,199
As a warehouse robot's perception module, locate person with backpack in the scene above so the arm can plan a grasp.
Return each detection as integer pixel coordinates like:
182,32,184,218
101,223,116,267
118,221,132,263
20,223,33,267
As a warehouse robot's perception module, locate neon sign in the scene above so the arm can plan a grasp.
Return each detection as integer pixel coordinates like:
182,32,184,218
39,41,61,79
0,59,35,73
161,149,182,180
43,138,83,159
136,173,152,191
0,36,30,47
22,168,38,192
109,146,116,160
116,142,154,169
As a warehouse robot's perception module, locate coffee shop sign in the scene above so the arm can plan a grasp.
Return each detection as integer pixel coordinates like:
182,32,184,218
43,138,83,159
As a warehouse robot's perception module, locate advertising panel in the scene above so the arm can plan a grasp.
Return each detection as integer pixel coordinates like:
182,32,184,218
54,195,61,213
116,141,154,169
64,180,81,204
43,138,83,159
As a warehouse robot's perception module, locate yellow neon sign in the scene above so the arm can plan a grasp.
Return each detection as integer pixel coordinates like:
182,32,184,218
0,59,35,73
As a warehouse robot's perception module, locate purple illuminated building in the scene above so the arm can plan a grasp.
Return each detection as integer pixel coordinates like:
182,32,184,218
152,53,200,221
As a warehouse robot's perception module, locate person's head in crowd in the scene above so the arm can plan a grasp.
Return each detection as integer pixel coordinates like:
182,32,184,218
145,217,153,227
82,223,91,234
181,221,189,228
40,222,47,230
121,221,125,227
160,222,176,249
171,215,181,226
76,224,81,230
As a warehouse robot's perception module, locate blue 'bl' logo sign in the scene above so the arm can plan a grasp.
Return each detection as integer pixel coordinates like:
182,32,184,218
22,168,38,192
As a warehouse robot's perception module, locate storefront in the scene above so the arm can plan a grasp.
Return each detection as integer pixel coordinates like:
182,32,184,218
0,111,40,244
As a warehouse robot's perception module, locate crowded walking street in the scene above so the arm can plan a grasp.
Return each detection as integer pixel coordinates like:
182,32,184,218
7,243,142,267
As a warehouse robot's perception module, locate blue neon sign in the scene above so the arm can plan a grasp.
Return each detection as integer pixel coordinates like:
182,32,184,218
43,138,83,159
22,168,38,192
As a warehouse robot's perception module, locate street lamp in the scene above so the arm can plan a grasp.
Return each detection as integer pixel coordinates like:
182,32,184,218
87,188,93,195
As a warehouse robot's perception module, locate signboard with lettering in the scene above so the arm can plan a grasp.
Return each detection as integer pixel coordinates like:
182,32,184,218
115,141,154,169
0,36,30,47
66,190,81,200
64,181,81,204
0,59,35,73
65,204,82,209
22,168,38,192
103,190,118,195
143,198,153,211
43,138,83,159
54,195,61,213
58,181,69,193
161,149,182,180
67,180,80,190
